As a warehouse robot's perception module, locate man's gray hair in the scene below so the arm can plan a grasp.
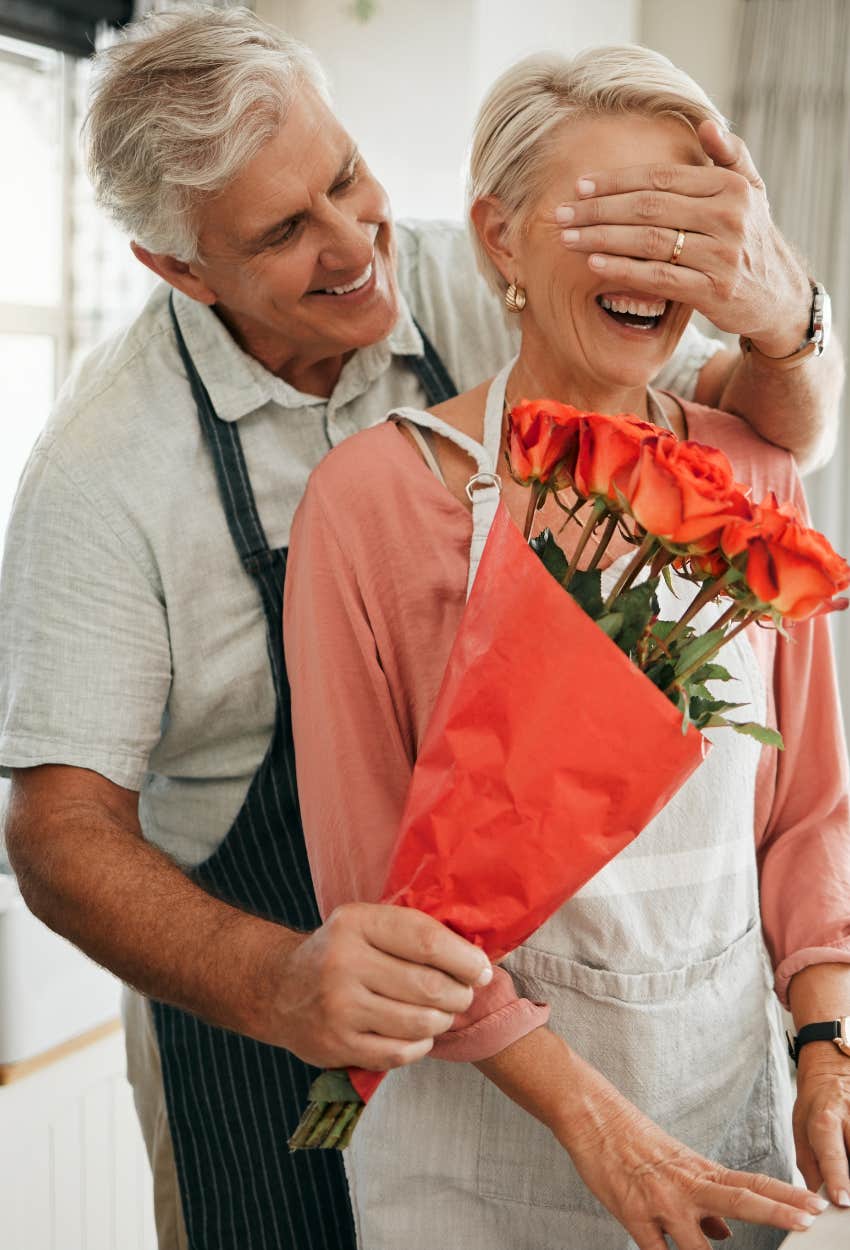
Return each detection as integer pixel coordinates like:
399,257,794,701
85,5,330,260
467,44,728,296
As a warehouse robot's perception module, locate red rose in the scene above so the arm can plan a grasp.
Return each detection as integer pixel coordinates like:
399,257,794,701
506,400,582,488
573,412,670,504
627,436,751,550
721,492,850,621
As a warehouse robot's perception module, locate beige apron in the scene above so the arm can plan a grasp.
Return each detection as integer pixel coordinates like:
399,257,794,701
344,366,795,1249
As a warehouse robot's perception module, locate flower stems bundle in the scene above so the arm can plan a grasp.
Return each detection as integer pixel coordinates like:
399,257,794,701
290,400,850,1152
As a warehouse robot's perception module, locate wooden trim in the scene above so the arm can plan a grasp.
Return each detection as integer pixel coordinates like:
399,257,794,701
0,1017,121,1086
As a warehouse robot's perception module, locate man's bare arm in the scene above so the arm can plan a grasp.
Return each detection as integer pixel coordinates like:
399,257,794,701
6,764,491,1070
694,339,845,475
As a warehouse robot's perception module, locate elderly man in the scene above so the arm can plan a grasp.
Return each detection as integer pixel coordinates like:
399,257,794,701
1,8,842,1250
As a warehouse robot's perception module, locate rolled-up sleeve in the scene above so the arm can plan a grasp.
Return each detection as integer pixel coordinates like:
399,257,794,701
0,447,171,790
755,475,850,1005
284,475,548,1062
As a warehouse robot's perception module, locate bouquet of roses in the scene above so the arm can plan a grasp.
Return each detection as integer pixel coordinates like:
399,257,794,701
289,400,849,1153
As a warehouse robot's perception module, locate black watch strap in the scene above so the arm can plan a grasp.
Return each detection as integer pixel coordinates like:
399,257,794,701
788,1020,844,1065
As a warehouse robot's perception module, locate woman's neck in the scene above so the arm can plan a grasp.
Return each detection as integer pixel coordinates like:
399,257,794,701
507,346,652,422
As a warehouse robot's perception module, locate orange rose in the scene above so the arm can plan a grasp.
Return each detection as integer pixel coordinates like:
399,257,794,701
573,412,670,504
506,400,582,488
627,436,751,550
721,492,850,621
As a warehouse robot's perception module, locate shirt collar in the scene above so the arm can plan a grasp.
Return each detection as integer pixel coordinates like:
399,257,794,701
171,288,423,423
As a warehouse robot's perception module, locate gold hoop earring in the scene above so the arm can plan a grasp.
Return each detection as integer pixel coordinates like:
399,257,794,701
504,282,527,313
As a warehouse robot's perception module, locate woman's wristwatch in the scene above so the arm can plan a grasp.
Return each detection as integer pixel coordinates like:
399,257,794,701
740,280,832,370
788,1017,850,1065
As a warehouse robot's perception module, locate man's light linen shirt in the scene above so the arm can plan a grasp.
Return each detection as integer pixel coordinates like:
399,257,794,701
0,220,721,866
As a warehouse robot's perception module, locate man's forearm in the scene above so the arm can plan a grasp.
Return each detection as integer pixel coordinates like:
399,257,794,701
716,335,844,474
7,773,297,1041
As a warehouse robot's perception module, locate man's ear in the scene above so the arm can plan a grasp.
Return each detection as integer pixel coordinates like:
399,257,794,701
469,196,522,288
130,241,218,306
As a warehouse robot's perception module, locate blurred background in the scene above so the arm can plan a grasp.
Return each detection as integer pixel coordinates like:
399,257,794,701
0,1,847,1246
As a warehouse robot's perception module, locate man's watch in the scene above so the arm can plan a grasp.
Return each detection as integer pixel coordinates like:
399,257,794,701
787,1017,850,1066
740,280,832,370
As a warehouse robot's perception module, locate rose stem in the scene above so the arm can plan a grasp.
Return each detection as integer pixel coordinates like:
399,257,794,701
664,610,757,693
585,512,620,573
305,1101,345,1149
603,533,656,609
322,1101,359,1150
562,498,608,590
644,567,737,665
523,481,545,542
288,1101,325,1151
336,1102,366,1151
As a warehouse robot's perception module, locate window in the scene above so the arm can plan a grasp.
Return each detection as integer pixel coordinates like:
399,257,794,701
0,33,153,547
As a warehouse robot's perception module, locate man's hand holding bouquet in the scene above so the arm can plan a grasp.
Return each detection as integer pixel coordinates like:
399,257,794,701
290,398,849,1152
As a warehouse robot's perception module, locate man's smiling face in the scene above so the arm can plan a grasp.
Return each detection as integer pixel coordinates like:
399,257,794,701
189,82,400,377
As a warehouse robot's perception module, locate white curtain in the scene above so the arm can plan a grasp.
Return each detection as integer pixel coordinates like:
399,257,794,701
733,0,850,716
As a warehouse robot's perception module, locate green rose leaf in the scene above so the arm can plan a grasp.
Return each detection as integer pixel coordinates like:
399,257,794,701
529,528,569,584
567,568,605,619
596,610,624,639
610,578,659,656
674,628,725,677
692,661,735,685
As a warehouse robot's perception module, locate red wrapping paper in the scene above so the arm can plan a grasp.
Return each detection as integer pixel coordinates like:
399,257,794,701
349,504,707,1103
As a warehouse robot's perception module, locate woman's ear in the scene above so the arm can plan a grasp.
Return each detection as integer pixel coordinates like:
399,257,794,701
470,196,522,288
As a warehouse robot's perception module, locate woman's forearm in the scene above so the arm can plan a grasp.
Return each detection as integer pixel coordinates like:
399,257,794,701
475,1025,587,1140
789,962,850,1034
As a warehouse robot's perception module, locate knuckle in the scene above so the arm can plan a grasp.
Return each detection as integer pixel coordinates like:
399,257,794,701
649,163,675,191
644,225,668,257
584,196,602,225
648,261,671,289
415,923,441,964
418,967,447,1005
638,192,665,220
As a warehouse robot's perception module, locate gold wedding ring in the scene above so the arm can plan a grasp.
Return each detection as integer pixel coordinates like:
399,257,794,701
670,229,686,265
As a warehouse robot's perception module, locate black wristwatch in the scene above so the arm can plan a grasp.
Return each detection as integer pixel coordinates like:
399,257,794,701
787,1017,850,1065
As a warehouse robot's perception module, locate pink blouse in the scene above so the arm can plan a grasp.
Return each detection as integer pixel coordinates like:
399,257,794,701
283,401,850,1061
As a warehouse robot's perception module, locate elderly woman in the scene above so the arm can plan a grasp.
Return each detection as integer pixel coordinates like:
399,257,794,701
284,46,850,1250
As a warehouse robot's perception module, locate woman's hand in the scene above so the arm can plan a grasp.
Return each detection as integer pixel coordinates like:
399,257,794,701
554,1056,826,1250
479,1027,825,1250
794,1045,850,1206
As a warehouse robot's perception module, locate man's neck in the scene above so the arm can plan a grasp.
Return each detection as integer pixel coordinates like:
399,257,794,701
214,304,348,399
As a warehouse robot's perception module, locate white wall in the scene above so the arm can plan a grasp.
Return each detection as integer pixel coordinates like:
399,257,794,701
640,0,742,121
256,0,639,221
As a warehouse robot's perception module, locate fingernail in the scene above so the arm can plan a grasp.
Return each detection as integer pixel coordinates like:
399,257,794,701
836,1189,850,1207
793,1213,816,1229
577,178,595,196
589,254,607,270
555,205,575,224
475,963,493,988
561,229,580,244
808,1195,830,1212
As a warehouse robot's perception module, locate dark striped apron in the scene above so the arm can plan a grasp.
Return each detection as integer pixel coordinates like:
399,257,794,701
151,296,457,1250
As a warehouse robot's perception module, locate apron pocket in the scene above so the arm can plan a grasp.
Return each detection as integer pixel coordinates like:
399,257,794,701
477,924,777,1213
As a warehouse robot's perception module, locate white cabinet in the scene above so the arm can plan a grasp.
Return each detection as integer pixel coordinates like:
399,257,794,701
0,1027,157,1250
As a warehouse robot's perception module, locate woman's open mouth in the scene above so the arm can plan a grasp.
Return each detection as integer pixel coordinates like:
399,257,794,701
596,293,667,332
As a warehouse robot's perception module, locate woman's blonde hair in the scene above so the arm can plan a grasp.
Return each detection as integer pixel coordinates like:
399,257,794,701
85,5,330,260
467,45,727,295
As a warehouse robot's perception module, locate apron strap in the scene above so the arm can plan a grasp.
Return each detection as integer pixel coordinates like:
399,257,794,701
169,294,270,569
169,292,458,571
390,358,516,599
